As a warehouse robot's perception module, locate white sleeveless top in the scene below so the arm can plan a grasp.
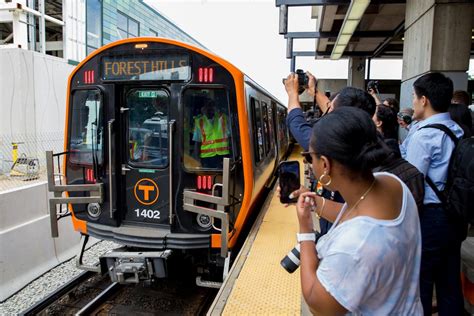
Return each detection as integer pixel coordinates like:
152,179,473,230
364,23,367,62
316,172,423,315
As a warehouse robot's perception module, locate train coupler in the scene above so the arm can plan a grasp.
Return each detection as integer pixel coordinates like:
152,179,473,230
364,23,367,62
100,248,172,283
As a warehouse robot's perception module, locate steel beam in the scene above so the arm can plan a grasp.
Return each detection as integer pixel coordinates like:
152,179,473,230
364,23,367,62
284,30,394,39
371,21,404,58
290,56,296,72
38,0,45,54
275,0,405,6
276,0,349,6
279,5,288,34
286,38,293,58
291,49,402,59
293,51,316,57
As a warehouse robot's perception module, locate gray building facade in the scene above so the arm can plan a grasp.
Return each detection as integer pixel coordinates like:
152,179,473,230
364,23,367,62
86,0,203,55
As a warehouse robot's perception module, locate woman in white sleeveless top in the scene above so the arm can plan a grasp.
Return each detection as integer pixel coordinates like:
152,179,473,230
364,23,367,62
296,107,423,315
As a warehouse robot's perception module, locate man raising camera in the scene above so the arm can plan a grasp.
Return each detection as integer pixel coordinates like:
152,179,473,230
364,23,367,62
285,71,332,151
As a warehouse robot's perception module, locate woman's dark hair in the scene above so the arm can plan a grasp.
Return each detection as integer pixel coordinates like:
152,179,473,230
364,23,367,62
310,107,389,173
332,87,376,117
413,72,453,113
452,90,470,106
448,103,472,137
375,105,399,140
383,98,400,113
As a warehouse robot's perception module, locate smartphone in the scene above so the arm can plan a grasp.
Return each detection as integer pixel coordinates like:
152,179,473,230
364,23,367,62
279,161,301,204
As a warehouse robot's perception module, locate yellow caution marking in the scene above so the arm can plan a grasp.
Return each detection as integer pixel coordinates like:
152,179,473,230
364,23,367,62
223,147,304,315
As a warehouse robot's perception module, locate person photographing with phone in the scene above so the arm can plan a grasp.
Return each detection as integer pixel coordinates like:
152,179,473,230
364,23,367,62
284,71,377,236
294,107,422,315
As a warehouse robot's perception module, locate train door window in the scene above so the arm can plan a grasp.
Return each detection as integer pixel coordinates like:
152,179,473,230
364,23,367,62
266,102,276,153
182,88,232,170
261,102,271,155
251,98,264,162
278,107,288,146
69,89,103,165
127,89,169,167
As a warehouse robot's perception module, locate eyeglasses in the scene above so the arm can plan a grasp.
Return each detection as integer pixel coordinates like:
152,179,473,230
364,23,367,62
301,151,316,164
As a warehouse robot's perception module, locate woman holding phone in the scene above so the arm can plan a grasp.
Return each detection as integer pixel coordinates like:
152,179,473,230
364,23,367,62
296,107,422,315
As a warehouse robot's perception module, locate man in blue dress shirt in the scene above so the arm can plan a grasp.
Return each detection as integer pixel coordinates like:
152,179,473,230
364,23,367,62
284,72,376,236
402,72,466,316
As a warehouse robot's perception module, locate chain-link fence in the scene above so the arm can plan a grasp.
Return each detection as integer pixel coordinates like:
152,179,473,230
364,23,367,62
0,132,64,192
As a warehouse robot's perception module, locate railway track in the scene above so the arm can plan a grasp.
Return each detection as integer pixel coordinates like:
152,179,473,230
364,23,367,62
20,269,217,315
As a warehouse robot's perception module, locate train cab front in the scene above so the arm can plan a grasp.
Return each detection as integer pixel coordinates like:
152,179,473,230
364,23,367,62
46,38,243,284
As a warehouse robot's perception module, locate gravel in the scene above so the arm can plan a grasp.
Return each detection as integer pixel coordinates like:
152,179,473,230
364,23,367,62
0,240,120,315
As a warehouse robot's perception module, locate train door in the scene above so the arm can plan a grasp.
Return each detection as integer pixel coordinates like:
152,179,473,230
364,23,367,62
120,87,171,226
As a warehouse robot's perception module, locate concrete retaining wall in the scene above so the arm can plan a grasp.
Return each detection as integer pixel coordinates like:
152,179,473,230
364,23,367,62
0,182,87,301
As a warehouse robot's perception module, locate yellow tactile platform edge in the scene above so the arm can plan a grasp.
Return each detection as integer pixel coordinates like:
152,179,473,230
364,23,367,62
222,148,304,315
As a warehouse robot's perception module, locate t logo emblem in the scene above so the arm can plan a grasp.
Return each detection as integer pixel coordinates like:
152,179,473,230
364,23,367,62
134,178,159,205
138,185,154,201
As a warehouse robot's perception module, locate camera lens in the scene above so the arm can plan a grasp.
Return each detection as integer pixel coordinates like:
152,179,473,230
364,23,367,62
280,231,321,273
280,244,301,273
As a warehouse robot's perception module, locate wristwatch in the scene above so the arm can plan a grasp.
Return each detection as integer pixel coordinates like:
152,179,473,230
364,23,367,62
296,232,316,243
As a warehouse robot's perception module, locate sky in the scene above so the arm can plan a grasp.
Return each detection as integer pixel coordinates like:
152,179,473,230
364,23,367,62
145,0,471,103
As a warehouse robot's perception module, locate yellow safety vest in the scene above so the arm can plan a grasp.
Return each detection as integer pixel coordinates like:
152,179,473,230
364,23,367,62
196,114,230,158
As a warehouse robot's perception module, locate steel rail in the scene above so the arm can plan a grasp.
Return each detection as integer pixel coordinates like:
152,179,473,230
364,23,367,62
19,271,95,315
75,282,122,315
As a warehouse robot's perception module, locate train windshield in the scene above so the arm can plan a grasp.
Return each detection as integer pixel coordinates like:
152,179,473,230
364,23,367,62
69,89,103,165
127,89,169,167
183,88,232,170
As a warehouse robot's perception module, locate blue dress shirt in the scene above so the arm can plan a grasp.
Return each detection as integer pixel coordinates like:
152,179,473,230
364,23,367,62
402,113,464,205
286,108,313,151
399,121,419,158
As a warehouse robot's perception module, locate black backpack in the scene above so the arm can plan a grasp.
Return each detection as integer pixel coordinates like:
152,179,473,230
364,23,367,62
421,124,474,224
375,157,425,212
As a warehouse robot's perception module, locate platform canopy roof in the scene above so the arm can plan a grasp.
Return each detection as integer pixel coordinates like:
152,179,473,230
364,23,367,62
277,0,474,60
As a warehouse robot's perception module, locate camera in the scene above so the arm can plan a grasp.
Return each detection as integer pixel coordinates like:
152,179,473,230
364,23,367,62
397,112,412,125
296,69,309,95
280,231,322,273
367,80,379,94
281,69,311,95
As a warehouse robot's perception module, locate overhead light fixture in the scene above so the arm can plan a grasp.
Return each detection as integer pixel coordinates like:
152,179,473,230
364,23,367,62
334,45,345,54
330,0,371,60
338,34,352,46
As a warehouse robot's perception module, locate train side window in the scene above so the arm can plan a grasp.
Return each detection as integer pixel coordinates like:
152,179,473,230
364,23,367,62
277,107,288,148
267,102,276,151
251,98,264,162
261,102,271,156
182,88,232,170
69,89,103,165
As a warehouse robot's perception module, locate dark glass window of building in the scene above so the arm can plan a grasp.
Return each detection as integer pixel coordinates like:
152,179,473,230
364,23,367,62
86,0,102,55
150,29,158,37
117,11,140,39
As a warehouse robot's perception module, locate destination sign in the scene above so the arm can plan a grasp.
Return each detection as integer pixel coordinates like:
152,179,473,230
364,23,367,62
102,54,190,81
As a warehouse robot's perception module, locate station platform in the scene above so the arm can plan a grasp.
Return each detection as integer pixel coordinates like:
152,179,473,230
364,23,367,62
208,146,312,315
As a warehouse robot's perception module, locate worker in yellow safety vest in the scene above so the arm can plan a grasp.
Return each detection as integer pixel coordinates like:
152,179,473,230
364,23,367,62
192,100,231,168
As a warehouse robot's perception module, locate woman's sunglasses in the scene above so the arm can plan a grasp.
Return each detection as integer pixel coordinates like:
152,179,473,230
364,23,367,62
301,151,316,164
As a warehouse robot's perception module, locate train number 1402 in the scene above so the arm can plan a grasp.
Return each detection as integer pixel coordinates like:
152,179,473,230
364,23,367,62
134,209,160,219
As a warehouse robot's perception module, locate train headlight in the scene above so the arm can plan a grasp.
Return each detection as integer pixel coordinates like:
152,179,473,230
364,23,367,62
87,203,102,218
196,214,212,229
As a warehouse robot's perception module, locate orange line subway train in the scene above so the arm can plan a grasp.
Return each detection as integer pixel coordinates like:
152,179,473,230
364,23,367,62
47,37,290,285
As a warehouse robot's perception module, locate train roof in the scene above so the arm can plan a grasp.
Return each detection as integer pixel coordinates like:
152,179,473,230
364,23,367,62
70,37,285,108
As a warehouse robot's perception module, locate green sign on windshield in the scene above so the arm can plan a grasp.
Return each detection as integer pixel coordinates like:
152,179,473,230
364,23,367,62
138,91,159,98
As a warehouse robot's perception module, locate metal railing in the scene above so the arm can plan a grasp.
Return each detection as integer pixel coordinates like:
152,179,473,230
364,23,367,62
46,151,104,237
182,158,231,258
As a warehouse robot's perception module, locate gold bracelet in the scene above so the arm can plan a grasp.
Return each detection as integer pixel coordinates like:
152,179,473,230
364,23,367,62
317,197,326,219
